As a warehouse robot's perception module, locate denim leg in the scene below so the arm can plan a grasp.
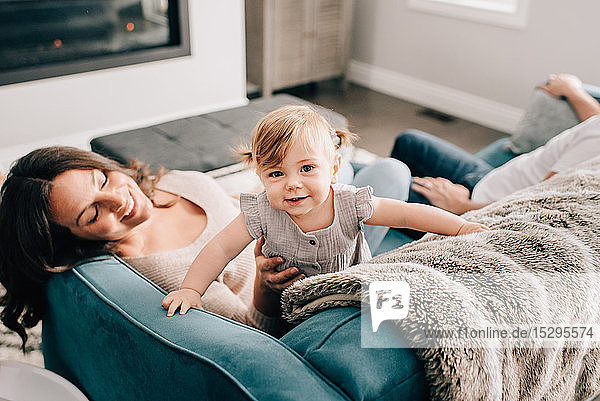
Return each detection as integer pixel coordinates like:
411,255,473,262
351,158,411,252
337,158,355,185
391,129,494,193
408,178,433,205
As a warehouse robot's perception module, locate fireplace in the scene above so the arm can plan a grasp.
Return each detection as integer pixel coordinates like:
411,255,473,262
0,0,190,86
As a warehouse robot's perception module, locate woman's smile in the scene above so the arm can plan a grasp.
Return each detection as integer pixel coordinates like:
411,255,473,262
121,194,136,222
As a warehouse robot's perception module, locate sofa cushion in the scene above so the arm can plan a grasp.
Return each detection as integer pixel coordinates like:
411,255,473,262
281,307,427,401
505,89,580,155
90,94,348,172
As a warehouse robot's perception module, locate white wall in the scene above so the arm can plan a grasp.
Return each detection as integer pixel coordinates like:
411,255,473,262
349,0,600,132
0,1,246,168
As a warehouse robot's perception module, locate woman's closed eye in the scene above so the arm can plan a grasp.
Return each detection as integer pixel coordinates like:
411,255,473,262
88,205,100,224
87,171,108,224
99,171,108,189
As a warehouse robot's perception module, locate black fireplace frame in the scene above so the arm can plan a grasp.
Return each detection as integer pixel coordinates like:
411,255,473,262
0,0,190,86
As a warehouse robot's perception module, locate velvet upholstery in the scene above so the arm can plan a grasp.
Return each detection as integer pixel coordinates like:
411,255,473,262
42,256,429,400
281,307,428,401
43,256,351,401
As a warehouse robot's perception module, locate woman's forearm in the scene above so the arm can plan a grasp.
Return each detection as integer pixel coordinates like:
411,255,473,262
252,279,282,317
565,87,600,121
453,198,489,215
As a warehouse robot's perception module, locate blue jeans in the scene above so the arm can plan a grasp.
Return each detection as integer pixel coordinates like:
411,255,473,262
339,157,411,252
390,129,494,205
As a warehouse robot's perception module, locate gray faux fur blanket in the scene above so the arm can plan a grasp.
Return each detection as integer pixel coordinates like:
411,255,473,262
282,156,600,401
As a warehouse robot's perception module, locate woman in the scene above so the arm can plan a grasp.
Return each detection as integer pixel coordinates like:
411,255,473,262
0,146,411,351
0,147,303,351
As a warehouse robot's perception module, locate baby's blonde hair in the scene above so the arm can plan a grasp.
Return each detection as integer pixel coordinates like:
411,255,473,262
239,105,357,169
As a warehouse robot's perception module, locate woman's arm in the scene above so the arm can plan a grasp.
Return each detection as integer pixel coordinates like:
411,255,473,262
252,236,305,317
365,196,488,236
538,74,600,121
162,213,253,316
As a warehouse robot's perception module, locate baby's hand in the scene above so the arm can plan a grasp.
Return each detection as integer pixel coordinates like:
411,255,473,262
456,221,490,235
162,288,203,317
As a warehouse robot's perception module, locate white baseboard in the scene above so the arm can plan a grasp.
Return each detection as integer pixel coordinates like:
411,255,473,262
347,60,523,133
0,98,248,173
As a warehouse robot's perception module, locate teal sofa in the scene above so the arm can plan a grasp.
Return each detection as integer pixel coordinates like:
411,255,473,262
42,86,600,401
43,256,428,401
41,144,513,401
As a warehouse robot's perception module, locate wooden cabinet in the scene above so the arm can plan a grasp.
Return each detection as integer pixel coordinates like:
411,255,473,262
246,0,353,96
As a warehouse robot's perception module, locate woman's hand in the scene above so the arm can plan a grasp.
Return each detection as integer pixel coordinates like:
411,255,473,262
162,288,203,317
538,73,582,98
412,177,473,214
538,73,600,121
456,221,490,235
255,236,305,293
253,236,305,317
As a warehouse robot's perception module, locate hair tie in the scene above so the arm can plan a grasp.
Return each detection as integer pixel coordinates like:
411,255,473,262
331,129,341,146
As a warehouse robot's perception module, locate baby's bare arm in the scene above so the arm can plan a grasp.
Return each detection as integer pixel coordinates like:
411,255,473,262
184,213,253,294
162,213,253,316
365,197,488,236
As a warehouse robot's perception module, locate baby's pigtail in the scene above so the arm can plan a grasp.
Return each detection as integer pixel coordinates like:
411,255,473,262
333,129,358,149
235,143,255,167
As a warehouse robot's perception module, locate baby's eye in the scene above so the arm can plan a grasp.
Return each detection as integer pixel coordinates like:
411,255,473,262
301,165,313,173
269,171,283,178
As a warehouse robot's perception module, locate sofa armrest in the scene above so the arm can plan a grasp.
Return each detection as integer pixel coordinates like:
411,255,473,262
42,256,350,401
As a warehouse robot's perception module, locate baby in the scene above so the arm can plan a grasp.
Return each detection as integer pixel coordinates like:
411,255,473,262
162,105,488,316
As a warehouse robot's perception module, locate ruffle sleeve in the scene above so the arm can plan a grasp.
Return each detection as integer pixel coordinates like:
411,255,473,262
355,185,374,224
239,192,264,239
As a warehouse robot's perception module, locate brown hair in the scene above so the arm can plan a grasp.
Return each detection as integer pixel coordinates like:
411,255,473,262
0,146,167,351
238,105,357,169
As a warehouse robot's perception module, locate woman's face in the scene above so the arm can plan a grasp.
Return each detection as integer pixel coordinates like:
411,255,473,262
49,169,153,241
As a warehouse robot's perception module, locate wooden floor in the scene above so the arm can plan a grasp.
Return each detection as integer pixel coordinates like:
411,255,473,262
273,79,508,157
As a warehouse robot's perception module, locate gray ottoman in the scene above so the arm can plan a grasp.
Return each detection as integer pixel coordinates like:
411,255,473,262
91,94,347,172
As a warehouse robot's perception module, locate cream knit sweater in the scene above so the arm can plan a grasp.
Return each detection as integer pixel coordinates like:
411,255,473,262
124,170,280,333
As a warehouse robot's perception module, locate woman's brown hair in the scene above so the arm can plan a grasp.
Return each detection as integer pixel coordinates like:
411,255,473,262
0,146,165,351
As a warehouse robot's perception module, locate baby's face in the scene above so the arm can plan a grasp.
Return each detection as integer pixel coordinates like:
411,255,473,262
257,141,339,220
